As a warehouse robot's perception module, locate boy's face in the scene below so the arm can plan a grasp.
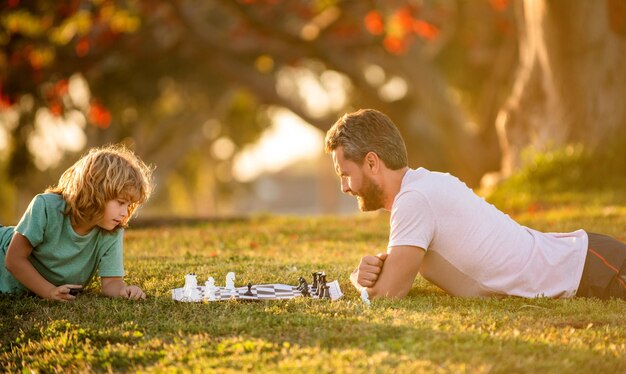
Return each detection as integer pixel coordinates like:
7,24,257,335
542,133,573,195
97,199,131,231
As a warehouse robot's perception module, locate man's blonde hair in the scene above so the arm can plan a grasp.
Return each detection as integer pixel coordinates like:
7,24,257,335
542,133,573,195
325,109,408,169
46,144,154,230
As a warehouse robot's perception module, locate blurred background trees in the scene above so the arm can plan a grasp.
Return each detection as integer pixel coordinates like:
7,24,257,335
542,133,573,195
1,0,625,222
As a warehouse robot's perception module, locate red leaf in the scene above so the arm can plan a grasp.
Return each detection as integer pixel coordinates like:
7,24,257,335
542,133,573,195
364,10,384,35
413,20,439,40
54,80,69,96
489,0,509,12
89,102,112,129
49,102,63,117
383,36,408,55
75,38,90,57
395,6,415,33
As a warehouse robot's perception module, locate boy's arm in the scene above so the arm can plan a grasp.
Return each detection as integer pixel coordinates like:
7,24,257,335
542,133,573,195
101,276,146,300
5,232,82,301
351,245,425,298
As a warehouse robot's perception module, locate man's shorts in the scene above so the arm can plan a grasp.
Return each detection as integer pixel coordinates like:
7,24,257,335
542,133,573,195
576,232,626,299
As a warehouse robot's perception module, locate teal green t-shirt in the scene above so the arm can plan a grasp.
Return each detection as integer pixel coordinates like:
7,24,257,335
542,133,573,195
0,193,125,294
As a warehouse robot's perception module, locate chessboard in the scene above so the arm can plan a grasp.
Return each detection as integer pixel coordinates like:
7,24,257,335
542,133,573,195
171,271,343,302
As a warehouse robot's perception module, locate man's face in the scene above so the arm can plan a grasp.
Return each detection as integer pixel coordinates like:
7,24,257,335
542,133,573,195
332,147,384,211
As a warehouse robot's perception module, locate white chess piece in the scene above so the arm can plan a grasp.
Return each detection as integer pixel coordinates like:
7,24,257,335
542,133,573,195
183,273,199,300
206,277,215,289
360,287,371,307
225,272,236,290
205,277,217,301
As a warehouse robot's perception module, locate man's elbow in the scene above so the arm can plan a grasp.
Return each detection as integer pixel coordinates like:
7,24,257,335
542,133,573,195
368,285,410,299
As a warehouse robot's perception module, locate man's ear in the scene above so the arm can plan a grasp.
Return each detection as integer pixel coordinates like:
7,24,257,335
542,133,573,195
364,152,380,174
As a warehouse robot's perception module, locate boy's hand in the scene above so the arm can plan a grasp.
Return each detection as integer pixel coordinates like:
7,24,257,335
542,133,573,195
48,284,83,301
119,285,146,300
352,253,388,288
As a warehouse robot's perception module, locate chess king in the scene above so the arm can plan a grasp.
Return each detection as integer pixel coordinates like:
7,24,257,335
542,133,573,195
325,109,626,300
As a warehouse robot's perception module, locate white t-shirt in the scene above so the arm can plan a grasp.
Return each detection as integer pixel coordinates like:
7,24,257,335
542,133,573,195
389,168,588,298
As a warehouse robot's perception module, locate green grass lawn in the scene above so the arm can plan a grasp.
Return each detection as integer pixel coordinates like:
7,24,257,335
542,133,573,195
1,207,626,372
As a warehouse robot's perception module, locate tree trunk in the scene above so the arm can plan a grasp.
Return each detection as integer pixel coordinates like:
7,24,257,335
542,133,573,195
491,0,626,182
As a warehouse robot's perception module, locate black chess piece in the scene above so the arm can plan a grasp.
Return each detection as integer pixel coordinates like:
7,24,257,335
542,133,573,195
312,272,318,290
317,275,326,297
317,282,326,298
319,273,327,285
244,282,254,296
298,276,310,297
322,285,331,299
298,277,307,290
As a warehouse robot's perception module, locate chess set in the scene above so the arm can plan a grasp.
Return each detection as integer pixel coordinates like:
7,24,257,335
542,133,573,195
171,271,344,302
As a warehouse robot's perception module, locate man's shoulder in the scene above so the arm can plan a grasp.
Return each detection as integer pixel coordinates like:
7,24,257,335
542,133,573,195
400,168,457,193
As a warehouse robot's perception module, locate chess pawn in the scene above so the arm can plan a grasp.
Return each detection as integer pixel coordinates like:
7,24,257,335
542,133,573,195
205,277,216,301
225,272,236,290
183,273,198,300
207,285,217,301
206,276,216,289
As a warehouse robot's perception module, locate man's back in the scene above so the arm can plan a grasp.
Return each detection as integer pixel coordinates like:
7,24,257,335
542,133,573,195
389,168,588,298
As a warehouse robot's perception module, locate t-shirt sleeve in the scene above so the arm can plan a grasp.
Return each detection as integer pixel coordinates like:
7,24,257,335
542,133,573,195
15,195,48,248
98,230,125,277
388,190,435,250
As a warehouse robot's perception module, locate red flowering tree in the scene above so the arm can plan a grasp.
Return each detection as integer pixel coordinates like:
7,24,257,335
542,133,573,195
2,0,518,218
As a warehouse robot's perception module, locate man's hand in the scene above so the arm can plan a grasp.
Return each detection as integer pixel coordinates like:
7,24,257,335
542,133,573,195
351,253,388,288
46,284,83,301
119,285,146,300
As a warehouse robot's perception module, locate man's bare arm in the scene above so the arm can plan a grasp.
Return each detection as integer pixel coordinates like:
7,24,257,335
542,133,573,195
365,245,425,298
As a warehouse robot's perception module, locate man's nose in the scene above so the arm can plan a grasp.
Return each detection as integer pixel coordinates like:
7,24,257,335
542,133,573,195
341,179,350,194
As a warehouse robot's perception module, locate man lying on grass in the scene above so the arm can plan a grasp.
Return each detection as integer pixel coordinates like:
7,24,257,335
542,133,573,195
325,109,626,300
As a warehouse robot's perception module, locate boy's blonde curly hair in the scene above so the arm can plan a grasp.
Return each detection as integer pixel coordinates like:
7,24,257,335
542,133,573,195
47,144,154,230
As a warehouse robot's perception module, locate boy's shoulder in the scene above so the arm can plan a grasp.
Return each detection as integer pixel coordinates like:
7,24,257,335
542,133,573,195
30,193,66,214
35,192,65,205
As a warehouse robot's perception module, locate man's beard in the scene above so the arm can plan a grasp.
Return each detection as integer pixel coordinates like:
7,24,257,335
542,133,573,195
356,174,385,211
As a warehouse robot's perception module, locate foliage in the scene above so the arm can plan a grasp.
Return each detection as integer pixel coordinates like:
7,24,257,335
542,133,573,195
487,139,626,212
1,211,626,372
1,0,517,219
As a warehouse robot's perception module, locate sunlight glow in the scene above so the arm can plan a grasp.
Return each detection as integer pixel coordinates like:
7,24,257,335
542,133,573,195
0,106,19,158
28,108,87,170
233,108,324,182
276,67,349,118
68,73,90,110
379,76,408,102
211,136,236,160
364,64,386,86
